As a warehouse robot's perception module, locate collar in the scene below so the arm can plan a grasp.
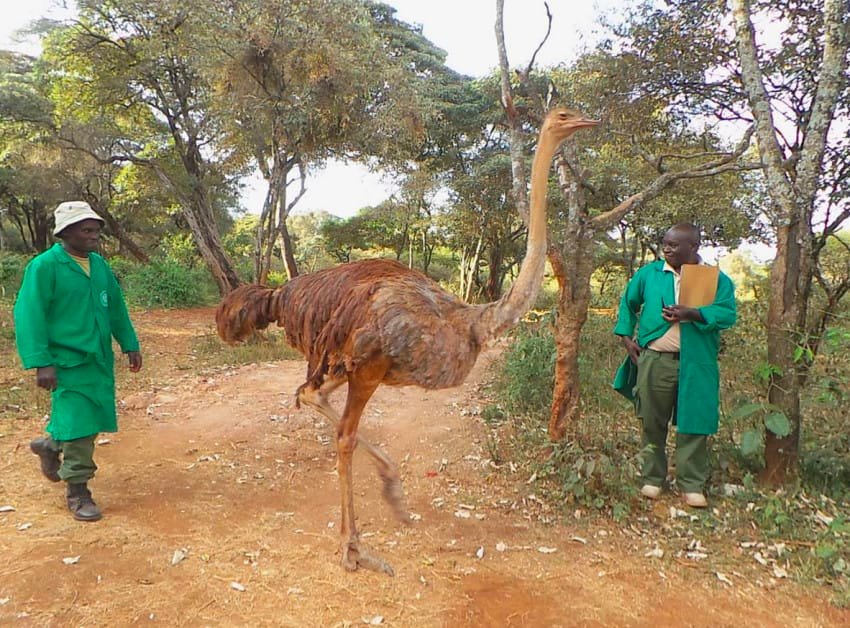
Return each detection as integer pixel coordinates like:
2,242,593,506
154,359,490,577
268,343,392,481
50,242,92,267
660,256,704,274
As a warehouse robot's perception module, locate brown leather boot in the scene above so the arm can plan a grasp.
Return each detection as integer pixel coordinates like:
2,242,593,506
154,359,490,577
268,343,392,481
30,437,61,482
66,483,102,522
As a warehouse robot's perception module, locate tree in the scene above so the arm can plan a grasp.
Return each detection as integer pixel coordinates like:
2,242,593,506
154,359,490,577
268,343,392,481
494,0,759,441
447,148,526,301
57,0,243,293
731,0,850,483
1,48,160,261
621,0,850,482
211,0,468,283
210,0,387,282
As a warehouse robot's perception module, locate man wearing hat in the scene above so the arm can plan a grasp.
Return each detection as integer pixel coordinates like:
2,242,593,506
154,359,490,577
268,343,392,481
14,201,142,521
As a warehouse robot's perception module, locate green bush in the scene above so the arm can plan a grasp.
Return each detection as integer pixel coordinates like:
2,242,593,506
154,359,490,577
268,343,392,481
115,258,217,308
0,252,30,300
495,319,555,416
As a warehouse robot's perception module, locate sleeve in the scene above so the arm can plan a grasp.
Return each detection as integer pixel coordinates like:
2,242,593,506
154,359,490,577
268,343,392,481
613,268,645,337
13,258,55,369
693,272,737,333
106,267,140,353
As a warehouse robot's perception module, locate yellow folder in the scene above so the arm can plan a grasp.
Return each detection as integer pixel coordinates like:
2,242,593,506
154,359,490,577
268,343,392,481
679,264,719,307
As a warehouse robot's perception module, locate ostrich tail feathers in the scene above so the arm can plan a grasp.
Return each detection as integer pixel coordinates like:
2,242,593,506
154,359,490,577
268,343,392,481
215,284,277,344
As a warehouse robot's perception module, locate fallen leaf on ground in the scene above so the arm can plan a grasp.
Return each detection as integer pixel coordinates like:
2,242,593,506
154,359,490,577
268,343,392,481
716,572,734,586
171,548,188,566
63,556,81,565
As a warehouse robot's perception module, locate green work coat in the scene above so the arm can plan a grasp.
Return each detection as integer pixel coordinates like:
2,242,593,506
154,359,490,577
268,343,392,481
612,260,736,435
14,243,139,440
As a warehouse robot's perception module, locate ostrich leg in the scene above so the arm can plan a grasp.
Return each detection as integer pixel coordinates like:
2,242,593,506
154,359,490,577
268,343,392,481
337,359,396,575
299,378,410,522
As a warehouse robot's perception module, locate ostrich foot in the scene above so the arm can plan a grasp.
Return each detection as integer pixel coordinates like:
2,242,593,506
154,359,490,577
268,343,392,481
341,538,395,576
382,475,411,523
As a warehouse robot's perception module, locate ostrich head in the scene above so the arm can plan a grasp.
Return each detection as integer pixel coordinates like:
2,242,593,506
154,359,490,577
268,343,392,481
542,108,600,141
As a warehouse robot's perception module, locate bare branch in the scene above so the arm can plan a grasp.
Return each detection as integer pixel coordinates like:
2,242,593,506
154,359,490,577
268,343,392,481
523,2,553,78
495,0,530,225
591,126,757,229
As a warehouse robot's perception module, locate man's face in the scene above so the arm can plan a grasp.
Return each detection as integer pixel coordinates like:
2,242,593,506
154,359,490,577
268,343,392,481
59,219,103,256
661,229,698,270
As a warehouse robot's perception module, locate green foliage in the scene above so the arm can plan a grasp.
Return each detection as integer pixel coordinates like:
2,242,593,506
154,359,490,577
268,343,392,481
494,321,555,416
483,302,849,600
0,252,29,299
484,311,641,519
113,258,217,308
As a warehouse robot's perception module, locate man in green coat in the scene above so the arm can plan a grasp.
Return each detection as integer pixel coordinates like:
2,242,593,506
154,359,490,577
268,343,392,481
613,223,736,508
14,201,142,522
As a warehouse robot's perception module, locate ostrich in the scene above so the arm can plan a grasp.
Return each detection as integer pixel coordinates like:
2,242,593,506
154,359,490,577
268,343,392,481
216,108,599,575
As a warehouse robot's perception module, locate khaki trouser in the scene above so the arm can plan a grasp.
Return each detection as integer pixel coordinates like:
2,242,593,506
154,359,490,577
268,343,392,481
42,434,98,484
635,349,709,493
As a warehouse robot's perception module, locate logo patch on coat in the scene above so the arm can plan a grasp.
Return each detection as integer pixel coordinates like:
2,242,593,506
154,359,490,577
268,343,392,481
100,290,108,307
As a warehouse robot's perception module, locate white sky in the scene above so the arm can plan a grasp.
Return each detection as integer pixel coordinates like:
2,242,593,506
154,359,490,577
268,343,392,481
0,0,615,218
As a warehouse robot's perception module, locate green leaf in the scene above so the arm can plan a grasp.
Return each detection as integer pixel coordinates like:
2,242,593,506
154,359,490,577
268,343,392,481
730,403,764,420
816,543,838,560
740,430,762,457
764,411,792,437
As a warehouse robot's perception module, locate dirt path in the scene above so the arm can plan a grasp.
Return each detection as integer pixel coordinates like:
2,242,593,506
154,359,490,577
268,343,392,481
0,308,846,627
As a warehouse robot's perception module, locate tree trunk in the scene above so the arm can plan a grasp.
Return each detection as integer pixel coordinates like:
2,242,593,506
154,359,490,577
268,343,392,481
150,162,241,295
731,0,849,483
85,199,149,263
548,245,593,441
763,220,810,483
279,219,299,280
459,236,484,302
484,246,504,301
546,146,599,441
183,191,242,295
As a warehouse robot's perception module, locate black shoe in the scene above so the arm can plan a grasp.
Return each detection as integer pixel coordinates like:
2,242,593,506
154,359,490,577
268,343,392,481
66,483,102,522
30,438,61,482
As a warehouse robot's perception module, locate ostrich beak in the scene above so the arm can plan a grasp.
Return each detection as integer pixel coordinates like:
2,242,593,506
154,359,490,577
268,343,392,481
571,118,601,130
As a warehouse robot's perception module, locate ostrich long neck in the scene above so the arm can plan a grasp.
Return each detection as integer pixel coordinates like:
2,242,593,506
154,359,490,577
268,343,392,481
473,126,562,342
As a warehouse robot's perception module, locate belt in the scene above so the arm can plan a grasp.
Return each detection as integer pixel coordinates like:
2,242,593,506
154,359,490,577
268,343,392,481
646,349,680,360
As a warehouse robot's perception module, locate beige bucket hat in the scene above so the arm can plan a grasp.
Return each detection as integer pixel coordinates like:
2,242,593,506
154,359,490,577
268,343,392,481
53,201,104,236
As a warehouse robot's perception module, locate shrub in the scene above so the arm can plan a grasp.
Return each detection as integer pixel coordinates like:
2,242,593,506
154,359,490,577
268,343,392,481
117,259,217,308
0,252,29,300
494,319,555,416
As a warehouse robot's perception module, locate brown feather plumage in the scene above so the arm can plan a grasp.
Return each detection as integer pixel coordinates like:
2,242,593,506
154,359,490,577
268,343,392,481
216,258,483,390
214,107,599,575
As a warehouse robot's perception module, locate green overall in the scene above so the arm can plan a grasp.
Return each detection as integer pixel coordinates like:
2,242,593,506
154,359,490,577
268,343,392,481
14,244,139,480
612,260,736,490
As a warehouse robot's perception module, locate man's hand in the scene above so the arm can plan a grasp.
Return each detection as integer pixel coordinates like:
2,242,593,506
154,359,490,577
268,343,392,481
620,336,642,364
127,351,142,372
36,366,57,391
662,304,705,324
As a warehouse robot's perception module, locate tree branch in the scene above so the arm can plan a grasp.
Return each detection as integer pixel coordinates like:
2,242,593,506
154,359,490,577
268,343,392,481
591,126,757,229
523,2,553,79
